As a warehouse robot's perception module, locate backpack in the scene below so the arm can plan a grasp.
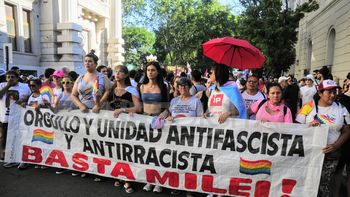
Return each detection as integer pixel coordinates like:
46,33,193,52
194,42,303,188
257,99,287,116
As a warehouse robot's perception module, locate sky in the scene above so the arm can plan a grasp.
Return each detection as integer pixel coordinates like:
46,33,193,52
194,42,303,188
218,0,245,15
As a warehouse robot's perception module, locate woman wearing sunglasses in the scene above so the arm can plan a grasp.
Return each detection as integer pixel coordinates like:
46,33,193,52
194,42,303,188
53,76,76,112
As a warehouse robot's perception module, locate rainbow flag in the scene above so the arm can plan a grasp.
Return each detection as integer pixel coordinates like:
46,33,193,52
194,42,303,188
239,157,272,175
298,101,314,116
32,129,54,144
39,85,54,104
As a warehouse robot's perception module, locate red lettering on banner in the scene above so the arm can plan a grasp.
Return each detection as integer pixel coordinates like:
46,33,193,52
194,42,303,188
281,179,297,197
72,153,89,171
185,173,197,190
228,177,252,196
146,169,179,187
209,94,224,106
202,175,227,194
93,157,111,174
255,181,271,197
45,150,69,167
22,145,43,163
111,162,135,180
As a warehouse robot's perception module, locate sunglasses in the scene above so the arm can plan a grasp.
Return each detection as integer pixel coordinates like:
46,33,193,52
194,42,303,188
62,81,72,85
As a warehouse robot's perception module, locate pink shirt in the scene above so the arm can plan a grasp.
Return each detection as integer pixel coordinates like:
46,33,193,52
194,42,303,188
250,99,293,123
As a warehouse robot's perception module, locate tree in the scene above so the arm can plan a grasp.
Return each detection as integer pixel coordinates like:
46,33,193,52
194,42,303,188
237,0,318,76
122,26,155,67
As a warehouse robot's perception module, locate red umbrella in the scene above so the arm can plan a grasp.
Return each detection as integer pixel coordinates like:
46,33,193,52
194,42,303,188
202,37,265,69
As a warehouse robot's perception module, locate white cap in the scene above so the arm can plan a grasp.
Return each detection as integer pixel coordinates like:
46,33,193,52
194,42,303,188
278,76,288,83
306,74,315,82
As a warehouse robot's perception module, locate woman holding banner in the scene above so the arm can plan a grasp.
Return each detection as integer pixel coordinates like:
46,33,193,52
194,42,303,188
296,79,350,197
204,63,247,123
140,60,169,193
101,65,141,193
250,83,293,123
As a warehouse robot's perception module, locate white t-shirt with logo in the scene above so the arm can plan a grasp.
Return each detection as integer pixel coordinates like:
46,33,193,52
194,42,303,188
27,94,50,107
242,91,266,119
169,96,203,118
300,85,317,106
296,101,350,144
0,82,31,123
208,89,236,118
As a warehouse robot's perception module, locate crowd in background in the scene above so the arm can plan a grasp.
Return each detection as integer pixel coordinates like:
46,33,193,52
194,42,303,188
0,51,349,197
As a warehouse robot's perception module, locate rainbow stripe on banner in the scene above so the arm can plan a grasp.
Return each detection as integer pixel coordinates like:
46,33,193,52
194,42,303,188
32,129,54,144
239,157,272,175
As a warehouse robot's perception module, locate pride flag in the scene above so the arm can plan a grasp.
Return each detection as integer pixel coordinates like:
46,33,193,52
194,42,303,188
32,129,54,144
239,157,272,175
39,85,54,104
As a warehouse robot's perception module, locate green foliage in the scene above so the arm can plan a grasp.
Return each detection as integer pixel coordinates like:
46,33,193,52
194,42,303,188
237,0,319,76
122,26,155,67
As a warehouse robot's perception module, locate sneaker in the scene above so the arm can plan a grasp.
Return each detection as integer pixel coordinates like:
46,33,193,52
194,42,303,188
186,192,194,197
71,172,80,177
3,162,19,168
34,165,39,169
18,163,29,170
143,183,152,192
56,169,68,175
153,185,162,193
41,166,47,169
171,190,181,195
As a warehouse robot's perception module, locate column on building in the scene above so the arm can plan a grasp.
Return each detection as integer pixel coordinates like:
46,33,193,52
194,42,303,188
107,0,124,67
57,0,83,69
40,0,60,64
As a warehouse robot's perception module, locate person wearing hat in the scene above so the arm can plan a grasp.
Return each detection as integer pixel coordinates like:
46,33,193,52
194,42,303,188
296,79,350,197
300,74,317,106
51,70,65,106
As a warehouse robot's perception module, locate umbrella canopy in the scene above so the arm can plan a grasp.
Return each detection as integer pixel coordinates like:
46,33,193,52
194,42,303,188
202,37,265,69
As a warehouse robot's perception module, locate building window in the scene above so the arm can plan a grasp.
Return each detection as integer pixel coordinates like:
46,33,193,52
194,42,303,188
326,29,336,66
22,9,32,53
5,3,18,51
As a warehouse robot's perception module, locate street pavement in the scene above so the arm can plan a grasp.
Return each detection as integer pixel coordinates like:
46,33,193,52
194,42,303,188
0,163,206,197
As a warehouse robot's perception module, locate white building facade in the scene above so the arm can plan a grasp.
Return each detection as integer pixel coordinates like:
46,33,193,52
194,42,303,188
289,0,350,83
0,0,124,75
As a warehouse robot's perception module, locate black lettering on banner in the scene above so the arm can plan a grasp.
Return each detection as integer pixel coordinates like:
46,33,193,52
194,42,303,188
149,128,162,142
115,143,121,160
288,135,305,157
196,127,207,148
172,150,177,168
83,138,94,153
97,119,106,137
125,121,137,140
280,134,293,156
178,151,190,170
213,129,224,149
190,153,202,171
159,149,171,168
122,143,133,162
108,120,120,139
120,121,126,139
166,125,180,145
92,139,105,156
222,130,235,151
64,134,73,149
136,123,148,142
206,128,213,148
237,131,248,152
43,112,52,128
58,116,64,131
34,110,43,127
70,116,80,133
200,155,216,173
180,126,195,147
267,133,280,156
248,132,261,154
52,115,60,129
261,132,269,154
23,110,34,126
63,116,70,132
134,145,145,164
104,141,115,158
146,147,159,166
83,118,94,135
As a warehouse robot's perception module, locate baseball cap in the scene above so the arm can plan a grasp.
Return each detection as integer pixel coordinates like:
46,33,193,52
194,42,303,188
52,70,65,78
318,79,340,91
306,74,315,82
278,76,288,83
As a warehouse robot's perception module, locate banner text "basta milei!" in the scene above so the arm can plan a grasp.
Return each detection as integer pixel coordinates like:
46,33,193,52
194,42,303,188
5,104,327,196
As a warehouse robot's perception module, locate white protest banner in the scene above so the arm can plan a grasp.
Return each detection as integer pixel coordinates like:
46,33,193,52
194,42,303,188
5,104,327,196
